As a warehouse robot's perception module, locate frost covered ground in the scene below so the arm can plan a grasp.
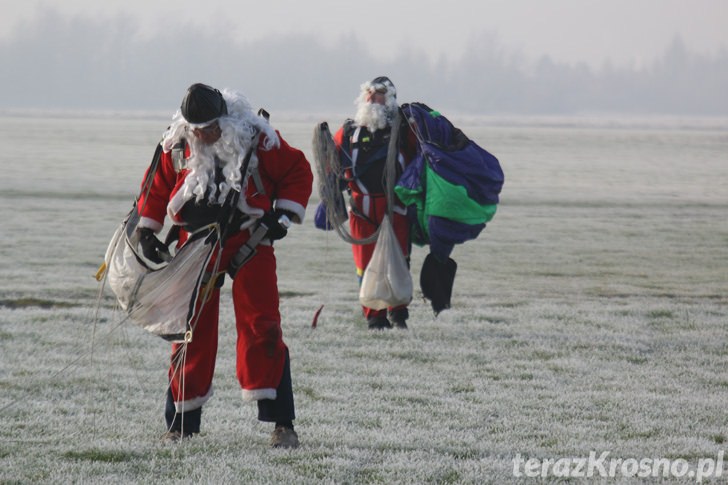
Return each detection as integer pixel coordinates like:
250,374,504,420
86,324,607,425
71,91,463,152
0,114,727,483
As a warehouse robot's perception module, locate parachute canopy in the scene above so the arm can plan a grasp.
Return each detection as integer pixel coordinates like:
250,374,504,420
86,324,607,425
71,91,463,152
104,209,217,342
395,102,504,261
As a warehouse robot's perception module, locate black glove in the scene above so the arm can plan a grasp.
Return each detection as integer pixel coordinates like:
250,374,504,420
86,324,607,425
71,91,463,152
179,199,223,232
259,209,294,241
137,227,171,264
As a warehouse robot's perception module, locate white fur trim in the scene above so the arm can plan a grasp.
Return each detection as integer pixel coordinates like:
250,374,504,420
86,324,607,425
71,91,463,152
236,195,265,219
274,199,306,223
137,216,163,233
242,388,276,401
174,386,213,413
167,188,192,220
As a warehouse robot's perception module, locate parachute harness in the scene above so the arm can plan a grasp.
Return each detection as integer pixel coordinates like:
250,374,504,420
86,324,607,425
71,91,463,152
312,108,401,245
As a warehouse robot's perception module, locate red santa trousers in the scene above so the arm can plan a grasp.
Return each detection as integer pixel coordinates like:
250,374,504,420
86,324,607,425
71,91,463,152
168,230,287,410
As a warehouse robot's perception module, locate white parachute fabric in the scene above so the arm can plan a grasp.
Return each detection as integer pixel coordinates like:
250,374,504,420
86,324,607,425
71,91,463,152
105,220,216,342
311,123,350,231
359,215,413,309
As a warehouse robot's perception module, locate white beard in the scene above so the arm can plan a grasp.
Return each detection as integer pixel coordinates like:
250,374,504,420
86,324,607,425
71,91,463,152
354,102,392,132
161,88,280,206
181,132,251,205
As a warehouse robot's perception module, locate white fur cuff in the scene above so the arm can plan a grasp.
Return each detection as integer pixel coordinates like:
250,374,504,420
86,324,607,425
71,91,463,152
174,386,213,413
242,388,276,401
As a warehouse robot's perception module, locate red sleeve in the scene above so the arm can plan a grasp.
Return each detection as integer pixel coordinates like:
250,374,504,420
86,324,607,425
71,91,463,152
254,132,313,223
402,122,419,163
136,146,178,232
333,125,345,150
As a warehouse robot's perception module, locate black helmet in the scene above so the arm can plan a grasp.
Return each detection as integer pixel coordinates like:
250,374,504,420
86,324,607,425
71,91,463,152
369,76,396,98
180,83,228,124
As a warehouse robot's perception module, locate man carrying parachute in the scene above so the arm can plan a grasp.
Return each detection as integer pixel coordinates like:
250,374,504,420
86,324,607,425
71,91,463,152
101,83,312,447
314,76,418,330
314,79,503,319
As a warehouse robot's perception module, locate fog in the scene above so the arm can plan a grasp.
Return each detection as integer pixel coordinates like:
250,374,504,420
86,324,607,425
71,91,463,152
0,7,726,115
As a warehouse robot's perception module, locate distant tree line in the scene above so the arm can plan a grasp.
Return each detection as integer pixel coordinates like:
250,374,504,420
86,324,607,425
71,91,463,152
1,10,726,115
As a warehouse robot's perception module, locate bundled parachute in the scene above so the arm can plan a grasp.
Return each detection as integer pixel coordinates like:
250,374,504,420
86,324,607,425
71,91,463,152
395,102,504,314
311,122,350,237
98,121,263,342
97,142,226,343
101,207,219,342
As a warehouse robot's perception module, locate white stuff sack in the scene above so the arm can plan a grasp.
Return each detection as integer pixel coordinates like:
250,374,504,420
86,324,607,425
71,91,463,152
105,223,215,341
359,215,413,310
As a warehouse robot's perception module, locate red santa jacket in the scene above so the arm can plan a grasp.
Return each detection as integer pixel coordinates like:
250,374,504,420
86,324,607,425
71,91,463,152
137,131,312,233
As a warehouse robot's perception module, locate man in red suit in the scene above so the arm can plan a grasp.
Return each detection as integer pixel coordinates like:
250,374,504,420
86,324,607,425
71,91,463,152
135,83,312,447
330,77,416,329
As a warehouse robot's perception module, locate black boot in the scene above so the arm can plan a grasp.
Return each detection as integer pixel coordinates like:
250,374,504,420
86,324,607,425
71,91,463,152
366,315,392,329
389,308,409,329
257,349,299,448
164,388,202,441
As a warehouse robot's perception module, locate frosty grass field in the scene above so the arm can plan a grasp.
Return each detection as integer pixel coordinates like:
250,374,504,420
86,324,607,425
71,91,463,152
0,112,727,483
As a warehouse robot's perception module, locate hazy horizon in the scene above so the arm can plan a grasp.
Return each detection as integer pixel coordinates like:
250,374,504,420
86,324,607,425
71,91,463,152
1,1,727,115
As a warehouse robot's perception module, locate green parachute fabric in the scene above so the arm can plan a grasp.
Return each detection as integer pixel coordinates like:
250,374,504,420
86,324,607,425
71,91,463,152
395,102,504,315
395,102,503,261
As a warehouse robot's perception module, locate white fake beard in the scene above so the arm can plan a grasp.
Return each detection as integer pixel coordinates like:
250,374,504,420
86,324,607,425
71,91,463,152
162,87,280,206
182,130,250,205
354,102,391,132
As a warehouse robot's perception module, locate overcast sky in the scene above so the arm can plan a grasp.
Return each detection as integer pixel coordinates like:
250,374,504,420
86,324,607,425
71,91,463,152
2,0,727,69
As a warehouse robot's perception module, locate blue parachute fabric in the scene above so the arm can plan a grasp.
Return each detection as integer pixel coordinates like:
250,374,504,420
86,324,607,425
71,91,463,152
395,102,504,315
396,152,426,192
422,141,503,205
404,103,458,148
397,102,504,259
403,102,503,204
314,202,331,230
427,216,486,260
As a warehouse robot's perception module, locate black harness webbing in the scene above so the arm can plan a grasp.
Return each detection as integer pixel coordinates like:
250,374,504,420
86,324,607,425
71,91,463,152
167,111,275,285
224,109,275,279
226,222,269,278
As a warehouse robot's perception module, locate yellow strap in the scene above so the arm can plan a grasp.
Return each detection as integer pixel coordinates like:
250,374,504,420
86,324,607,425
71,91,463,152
94,262,107,282
199,271,225,302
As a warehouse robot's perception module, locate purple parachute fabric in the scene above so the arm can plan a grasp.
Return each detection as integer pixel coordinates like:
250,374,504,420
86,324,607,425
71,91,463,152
427,216,485,260
397,102,503,261
421,142,503,205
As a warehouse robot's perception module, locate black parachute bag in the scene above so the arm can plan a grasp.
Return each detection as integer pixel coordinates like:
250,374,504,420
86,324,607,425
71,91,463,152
420,253,457,316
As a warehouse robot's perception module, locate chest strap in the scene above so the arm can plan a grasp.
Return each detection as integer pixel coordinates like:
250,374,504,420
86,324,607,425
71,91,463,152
227,222,269,279
249,168,265,196
171,141,187,172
